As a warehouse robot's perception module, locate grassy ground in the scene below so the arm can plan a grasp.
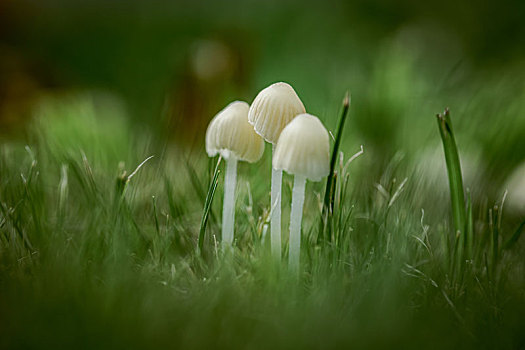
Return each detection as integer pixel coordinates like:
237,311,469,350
1,76,524,349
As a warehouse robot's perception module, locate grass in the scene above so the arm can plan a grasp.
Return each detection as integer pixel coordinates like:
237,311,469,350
436,108,467,278
320,92,351,244
198,156,221,253
0,82,524,350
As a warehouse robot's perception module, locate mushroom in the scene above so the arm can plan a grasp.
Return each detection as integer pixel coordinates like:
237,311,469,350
273,113,330,272
206,101,264,245
248,82,306,260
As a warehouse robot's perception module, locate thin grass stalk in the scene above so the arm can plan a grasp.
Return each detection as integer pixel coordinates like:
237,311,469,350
491,205,499,272
465,191,473,260
436,108,466,235
320,92,350,243
198,156,222,253
503,219,525,250
436,108,466,274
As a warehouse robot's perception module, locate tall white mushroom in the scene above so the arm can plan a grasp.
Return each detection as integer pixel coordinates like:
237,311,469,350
273,113,330,272
248,82,306,260
206,101,264,245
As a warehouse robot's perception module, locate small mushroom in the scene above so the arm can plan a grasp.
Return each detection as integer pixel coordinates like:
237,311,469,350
206,101,264,245
248,82,306,260
273,113,330,272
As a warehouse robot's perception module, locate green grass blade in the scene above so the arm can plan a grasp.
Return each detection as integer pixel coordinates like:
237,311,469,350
320,92,350,242
491,206,499,266
503,219,525,250
465,190,473,259
164,176,184,220
198,156,222,253
185,158,206,203
152,196,160,236
436,108,466,236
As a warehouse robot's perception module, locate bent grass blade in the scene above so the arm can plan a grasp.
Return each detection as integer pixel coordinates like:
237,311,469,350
320,92,350,243
198,156,222,253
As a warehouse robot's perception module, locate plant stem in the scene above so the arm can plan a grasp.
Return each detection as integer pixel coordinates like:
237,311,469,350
465,190,473,260
222,157,237,245
198,156,222,253
491,205,499,270
320,92,350,243
503,219,525,250
289,175,306,273
271,145,282,261
436,108,466,236
436,108,466,277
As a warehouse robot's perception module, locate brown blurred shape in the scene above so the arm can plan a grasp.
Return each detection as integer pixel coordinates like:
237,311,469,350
163,37,253,150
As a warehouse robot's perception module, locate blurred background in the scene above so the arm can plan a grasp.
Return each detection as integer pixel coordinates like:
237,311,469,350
1,2,525,347
1,0,524,214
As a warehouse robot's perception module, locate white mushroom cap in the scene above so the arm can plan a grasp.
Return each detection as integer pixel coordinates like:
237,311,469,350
248,82,306,144
205,101,264,162
273,113,330,182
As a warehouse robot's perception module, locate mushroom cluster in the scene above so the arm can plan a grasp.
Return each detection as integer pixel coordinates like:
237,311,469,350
205,82,330,271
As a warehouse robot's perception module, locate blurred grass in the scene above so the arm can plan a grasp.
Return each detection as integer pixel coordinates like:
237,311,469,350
0,83,524,348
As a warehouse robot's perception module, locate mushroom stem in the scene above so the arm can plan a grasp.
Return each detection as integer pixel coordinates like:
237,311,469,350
289,174,306,273
271,145,282,260
222,156,238,245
